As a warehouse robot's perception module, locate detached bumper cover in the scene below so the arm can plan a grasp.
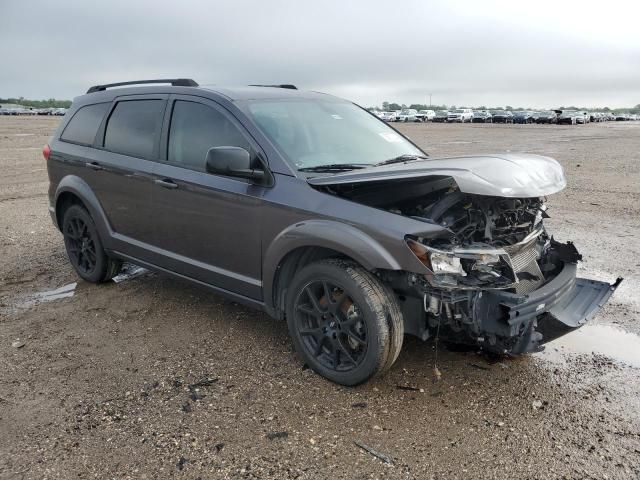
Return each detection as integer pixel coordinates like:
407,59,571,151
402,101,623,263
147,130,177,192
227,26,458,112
475,262,622,353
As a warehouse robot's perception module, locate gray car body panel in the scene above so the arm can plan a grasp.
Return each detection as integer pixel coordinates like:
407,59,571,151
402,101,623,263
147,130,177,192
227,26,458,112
48,85,443,310
307,154,567,198
46,83,619,351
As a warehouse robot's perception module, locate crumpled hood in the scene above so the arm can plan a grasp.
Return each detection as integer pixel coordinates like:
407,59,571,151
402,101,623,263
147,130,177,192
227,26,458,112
307,153,566,197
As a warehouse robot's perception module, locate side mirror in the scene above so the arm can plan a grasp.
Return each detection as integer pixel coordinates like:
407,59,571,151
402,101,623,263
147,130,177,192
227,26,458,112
205,146,265,182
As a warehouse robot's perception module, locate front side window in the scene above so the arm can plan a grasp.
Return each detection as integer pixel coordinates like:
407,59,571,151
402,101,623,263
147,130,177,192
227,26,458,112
103,100,164,159
168,100,250,172
245,99,422,170
60,103,110,146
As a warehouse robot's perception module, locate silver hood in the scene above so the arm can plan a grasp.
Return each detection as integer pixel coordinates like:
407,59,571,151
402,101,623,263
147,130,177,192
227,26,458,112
307,153,566,198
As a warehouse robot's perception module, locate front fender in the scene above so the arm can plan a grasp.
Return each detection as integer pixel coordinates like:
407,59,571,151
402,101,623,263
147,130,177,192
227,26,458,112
54,175,113,247
262,219,402,312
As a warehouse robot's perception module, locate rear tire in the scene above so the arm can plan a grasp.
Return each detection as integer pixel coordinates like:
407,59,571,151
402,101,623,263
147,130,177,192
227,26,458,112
62,204,122,283
286,259,403,385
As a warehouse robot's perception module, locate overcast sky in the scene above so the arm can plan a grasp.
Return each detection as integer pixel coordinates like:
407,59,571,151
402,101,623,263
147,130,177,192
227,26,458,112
1,0,639,108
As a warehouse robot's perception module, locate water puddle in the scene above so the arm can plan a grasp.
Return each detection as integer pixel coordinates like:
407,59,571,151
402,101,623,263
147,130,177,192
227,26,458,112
112,264,150,284
3,282,79,314
537,324,640,368
32,282,77,302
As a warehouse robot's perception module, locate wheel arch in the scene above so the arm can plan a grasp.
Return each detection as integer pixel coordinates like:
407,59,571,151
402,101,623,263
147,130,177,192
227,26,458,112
54,176,112,245
263,220,401,319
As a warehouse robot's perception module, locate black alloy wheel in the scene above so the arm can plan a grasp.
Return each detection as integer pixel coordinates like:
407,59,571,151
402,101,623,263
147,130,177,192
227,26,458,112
62,204,121,283
294,279,368,373
64,215,97,275
286,259,404,385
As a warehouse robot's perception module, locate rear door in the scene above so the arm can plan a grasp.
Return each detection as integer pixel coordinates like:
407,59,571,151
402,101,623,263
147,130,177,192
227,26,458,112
150,95,265,299
91,94,167,260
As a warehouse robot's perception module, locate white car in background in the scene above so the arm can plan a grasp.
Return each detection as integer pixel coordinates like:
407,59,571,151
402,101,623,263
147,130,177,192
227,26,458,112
447,108,474,123
396,109,419,122
377,111,396,122
416,109,436,122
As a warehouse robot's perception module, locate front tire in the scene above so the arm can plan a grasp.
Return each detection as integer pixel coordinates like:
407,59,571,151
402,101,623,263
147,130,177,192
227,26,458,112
286,259,403,385
62,204,121,283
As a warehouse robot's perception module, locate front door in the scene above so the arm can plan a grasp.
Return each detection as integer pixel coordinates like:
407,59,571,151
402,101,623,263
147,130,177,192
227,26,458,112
150,96,265,299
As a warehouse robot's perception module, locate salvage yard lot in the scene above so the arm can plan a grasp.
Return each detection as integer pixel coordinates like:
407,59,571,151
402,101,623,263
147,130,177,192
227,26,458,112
1,116,639,479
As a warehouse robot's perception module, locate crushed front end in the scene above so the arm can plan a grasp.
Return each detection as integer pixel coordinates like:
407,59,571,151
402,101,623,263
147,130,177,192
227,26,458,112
310,154,622,355
398,191,622,354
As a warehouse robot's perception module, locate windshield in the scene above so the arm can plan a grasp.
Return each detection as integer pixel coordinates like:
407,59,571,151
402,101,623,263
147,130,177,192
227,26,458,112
453,109,464,113
245,99,422,170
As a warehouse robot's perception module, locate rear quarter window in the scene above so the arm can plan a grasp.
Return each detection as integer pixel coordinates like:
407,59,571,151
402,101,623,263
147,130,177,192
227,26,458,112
60,103,110,146
103,100,165,159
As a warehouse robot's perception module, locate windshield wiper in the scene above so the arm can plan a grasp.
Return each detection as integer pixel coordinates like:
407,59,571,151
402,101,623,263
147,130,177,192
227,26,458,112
298,163,369,172
374,154,429,167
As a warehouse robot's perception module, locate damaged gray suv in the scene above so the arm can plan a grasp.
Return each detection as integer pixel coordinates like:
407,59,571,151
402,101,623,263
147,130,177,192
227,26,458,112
46,79,621,385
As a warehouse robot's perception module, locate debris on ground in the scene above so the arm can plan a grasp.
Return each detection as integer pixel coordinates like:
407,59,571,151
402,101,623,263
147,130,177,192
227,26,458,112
112,265,149,284
532,400,548,410
266,431,288,440
187,377,218,401
188,377,219,389
395,385,421,391
354,440,393,464
176,456,188,470
11,340,25,349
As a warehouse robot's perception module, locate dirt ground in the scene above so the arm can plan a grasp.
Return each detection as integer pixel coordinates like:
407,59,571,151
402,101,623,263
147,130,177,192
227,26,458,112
1,116,639,479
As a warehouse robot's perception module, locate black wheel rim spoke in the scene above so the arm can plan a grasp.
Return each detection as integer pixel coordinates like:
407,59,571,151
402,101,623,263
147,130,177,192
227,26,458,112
335,338,357,365
296,304,316,317
345,329,366,347
304,286,324,313
313,336,326,357
295,279,368,373
64,216,97,274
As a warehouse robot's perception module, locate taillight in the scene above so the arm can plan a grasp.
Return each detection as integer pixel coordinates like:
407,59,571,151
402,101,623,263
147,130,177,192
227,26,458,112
42,144,51,160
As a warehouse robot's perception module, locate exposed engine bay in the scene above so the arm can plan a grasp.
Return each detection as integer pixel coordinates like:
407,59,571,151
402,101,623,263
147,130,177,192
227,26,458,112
314,174,619,355
316,175,558,291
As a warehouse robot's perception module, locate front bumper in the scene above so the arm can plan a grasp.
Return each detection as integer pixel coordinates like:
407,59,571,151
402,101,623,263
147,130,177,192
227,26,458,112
474,262,622,353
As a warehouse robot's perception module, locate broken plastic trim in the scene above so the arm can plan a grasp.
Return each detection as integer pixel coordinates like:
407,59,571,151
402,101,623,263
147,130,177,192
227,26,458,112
407,232,550,290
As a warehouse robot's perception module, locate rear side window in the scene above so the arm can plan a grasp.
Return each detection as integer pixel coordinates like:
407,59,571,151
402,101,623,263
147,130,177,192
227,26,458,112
60,103,109,146
168,100,250,172
104,100,164,159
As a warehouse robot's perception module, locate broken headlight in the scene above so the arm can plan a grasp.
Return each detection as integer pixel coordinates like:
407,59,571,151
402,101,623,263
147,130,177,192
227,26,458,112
406,238,516,288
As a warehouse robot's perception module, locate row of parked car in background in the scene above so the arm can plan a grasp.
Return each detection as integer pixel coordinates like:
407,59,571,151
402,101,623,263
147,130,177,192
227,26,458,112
0,106,67,116
375,108,639,124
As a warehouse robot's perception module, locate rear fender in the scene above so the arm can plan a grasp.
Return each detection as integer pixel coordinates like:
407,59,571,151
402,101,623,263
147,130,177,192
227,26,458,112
54,175,113,247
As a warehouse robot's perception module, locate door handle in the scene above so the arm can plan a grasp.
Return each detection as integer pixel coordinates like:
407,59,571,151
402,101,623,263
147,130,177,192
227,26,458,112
154,179,178,189
85,162,104,171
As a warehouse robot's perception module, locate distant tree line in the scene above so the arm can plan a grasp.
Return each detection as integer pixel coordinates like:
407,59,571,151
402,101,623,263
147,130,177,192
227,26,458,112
0,97,72,108
370,101,640,114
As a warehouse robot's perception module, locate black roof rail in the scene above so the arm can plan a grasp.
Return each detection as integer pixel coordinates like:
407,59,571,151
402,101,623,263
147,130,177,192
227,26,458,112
249,84,297,90
86,78,198,94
